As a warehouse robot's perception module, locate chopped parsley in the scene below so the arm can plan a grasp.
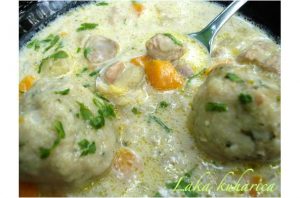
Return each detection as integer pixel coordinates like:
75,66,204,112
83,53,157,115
76,47,81,53
84,47,91,59
76,67,88,76
38,50,69,73
205,102,228,112
89,70,99,77
27,39,40,51
159,101,169,108
225,73,244,83
78,139,96,156
165,166,199,197
93,98,116,118
54,88,70,95
77,102,105,129
163,33,183,46
49,50,69,60
39,120,66,159
185,68,207,88
96,1,109,6
76,23,98,32
44,35,60,52
239,93,253,104
131,107,141,115
149,115,172,133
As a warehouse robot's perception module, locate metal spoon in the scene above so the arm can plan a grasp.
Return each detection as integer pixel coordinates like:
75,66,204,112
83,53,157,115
189,0,247,53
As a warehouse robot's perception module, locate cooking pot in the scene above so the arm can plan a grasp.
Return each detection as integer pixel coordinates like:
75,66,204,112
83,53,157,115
19,1,280,48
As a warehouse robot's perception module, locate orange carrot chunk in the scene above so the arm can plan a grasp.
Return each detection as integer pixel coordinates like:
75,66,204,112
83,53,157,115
132,1,144,16
144,59,184,91
19,182,39,197
130,55,152,67
19,75,36,93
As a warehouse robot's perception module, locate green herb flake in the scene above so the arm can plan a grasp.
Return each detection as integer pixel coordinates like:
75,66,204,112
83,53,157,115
49,50,69,60
89,70,99,77
238,93,253,104
78,139,96,156
225,73,244,83
27,39,40,51
54,88,70,95
39,120,66,159
76,47,81,53
77,102,105,129
84,47,91,59
96,1,109,6
54,120,65,139
149,115,172,133
205,102,228,112
39,147,51,159
76,23,98,32
44,35,60,52
159,101,169,108
163,33,183,46
131,107,141,115
93,98,116,118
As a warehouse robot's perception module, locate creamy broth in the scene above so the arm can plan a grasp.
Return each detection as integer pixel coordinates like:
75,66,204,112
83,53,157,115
19,1,280,197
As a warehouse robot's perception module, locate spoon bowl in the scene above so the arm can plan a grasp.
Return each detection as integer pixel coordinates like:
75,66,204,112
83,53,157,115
188,0,247,53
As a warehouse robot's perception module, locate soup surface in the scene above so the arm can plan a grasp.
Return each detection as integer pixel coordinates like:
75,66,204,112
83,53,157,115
19,1,280,197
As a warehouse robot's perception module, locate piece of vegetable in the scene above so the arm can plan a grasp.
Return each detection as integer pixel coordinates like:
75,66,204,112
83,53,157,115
249,175,263,197
26,39,40,51
149,115,172,133
76,47,81,53
113,147,142,178
225,72,244,83
130,55,152,67
76,23,98,32
54,88,70,95
159,101,169,108
205,102,228,112
77,102,105,129
93,98,116,118
19,182,39,197
165,167,198,197
44,35,60,52
19,75,36,93
131,107,141,115
38,50,68,73
239,93,253,104
84,47,91,59
144,59,184,91
89,70,99,77
49,50,68,60
97,1,109,6
163,33,183,46
132,1,144,16
78,139,96,156
39,121,66,159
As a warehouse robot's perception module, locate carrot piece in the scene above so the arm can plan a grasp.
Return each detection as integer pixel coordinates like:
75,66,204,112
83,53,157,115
249,175,263,197
144,59,184,91
132,1,144,16
113,147,142,179
130,55,152,67
19,182,39,197
19,75,36,93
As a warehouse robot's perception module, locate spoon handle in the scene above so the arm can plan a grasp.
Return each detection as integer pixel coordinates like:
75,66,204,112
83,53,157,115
189,0,247,52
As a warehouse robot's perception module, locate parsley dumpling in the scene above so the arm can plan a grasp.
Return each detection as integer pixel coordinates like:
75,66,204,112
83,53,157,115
188,65,280,162
19,77,117,186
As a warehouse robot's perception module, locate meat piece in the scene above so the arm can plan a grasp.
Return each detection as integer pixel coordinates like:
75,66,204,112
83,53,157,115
84,35,119,67
237,40,280,73
146,33,185,61
104,62,125,84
